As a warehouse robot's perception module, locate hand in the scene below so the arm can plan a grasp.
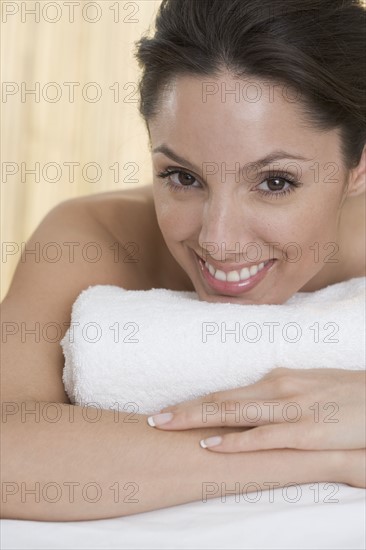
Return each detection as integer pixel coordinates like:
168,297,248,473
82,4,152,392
147,367,366,453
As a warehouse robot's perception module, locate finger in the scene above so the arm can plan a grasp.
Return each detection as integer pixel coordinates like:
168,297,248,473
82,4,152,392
146,396,301,430
147,400,224,429
199,420,333,452
199,424,303,452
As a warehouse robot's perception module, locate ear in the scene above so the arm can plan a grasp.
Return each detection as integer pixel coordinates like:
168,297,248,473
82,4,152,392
346,143,366,197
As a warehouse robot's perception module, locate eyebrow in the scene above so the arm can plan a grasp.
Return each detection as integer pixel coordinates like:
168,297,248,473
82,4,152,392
152,145,312,173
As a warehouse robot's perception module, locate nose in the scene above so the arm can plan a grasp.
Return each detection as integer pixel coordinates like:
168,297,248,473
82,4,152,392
198,195,251,263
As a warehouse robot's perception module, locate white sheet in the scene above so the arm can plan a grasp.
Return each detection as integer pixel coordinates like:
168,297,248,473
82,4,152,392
2,482,365,549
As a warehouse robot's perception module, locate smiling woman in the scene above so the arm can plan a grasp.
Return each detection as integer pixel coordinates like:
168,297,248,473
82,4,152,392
2,0,366,528
134,0,366,305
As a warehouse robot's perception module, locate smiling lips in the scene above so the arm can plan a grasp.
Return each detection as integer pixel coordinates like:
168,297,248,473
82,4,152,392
205,258,269,282
194,252,276,295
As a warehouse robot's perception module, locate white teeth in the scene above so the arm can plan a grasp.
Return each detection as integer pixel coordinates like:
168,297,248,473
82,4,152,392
249,265,258,276
226,270,240,282
240,267,250,280
214,269,227,281
204,259,268,282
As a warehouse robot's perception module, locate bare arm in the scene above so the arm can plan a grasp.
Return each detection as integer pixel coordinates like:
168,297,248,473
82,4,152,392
1,401,343,521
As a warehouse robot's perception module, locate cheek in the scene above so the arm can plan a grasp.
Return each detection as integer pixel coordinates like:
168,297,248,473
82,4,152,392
154,195,202,242
263,200,341,265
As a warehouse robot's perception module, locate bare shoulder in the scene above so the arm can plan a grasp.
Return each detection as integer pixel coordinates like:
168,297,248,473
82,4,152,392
76,184,155,230
76,185,192,292
78,185,157,250
301,192,365,292
74,184,161,288
5,185,159,303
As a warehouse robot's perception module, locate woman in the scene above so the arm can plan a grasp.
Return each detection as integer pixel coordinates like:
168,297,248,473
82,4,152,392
2,0,365,521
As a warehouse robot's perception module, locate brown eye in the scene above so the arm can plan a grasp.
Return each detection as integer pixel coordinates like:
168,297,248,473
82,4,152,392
177,172,195,186
156,169,200,192
255,172,300,199
266,177,287,191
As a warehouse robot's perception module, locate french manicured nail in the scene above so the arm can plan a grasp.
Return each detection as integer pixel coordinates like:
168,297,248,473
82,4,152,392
147,412,174,427
199,436,222,448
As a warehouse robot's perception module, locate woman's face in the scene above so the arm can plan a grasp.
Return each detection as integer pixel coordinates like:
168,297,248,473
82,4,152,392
149,72,352,304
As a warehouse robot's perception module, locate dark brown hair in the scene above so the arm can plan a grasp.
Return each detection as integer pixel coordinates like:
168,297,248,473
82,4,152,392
134,0,366,170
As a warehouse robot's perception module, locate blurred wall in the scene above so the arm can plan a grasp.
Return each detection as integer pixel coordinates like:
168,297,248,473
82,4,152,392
1,0,162,300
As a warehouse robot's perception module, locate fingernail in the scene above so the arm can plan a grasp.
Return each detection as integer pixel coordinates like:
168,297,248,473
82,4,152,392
199,436,222,448
147,412,174,427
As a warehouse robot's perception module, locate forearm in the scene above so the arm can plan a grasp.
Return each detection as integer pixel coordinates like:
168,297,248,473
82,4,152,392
1,401,341,521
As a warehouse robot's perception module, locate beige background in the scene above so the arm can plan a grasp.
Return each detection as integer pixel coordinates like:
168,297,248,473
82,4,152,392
1,0,162,300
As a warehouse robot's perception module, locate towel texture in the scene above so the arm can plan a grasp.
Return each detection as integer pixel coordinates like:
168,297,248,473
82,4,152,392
61,277,366,415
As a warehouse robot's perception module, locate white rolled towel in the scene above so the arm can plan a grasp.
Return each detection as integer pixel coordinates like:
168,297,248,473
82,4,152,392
61,277,366,415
